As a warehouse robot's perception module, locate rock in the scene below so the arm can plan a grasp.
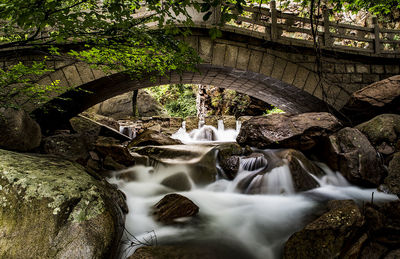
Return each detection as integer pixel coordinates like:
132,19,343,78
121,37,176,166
0,108,41,151
204,116,218,128
134,145,217,185
276,149,321,191
356,114,400,163
185,116,199,132
384,152,400,195
341,75,400,124
92,91,167,120
322,127,386,186
284,200,364,259
385,250,400,259
103,156,126,171
42,133,89,164
191,126,217,141
95,136,136,166
222,115,237,129
152,193,199,224
217,143,243,179
237,113,342,151
128,130,182,147
160,172,192,191
137,90,168,117
81,111,120,130
0,149,125,259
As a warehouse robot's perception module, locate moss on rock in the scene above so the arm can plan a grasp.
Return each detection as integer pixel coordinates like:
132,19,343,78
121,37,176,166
0,149,124,259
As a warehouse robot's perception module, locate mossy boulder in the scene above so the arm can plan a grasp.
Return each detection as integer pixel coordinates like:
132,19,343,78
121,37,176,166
284,200,364,258
0,149,125,259
128,130,182,147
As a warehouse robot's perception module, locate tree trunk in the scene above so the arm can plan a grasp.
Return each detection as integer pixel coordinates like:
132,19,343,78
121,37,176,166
132,90,139,117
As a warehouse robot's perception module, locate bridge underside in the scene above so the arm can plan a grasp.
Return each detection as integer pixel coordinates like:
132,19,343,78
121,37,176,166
33,64,331,132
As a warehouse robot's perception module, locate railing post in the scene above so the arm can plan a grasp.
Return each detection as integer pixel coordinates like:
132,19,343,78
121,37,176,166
373,16,381,54
322,5,331,47
270,0,278,41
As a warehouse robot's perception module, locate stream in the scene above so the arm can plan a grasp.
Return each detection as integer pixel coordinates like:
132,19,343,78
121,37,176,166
109,120,398,259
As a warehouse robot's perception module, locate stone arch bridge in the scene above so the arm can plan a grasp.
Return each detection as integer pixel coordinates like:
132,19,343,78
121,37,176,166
2,2,399,131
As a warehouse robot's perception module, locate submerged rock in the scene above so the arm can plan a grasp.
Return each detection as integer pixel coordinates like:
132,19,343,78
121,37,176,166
152,193,199,224
284,200,364,258
160,172,192,191
0,108,41,151
0,149,125,258
341,75,400,124
236,113,342,151
128,130,182,147
322,127,386,187
217,143,243,179
95,136,136,167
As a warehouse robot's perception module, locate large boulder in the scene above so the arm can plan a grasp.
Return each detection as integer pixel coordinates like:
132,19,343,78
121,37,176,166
384,152,400,196
128,130,182,147
0,149,125,258
128,245,219,259
284,200,364,259
0,108,41,151
355,114,400,163
236,113,342,151
93,91,167,120
152,194,199,224
322,127,386,187
341,75,400,124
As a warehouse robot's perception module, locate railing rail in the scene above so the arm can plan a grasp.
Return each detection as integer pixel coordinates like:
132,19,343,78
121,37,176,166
221,0,400,55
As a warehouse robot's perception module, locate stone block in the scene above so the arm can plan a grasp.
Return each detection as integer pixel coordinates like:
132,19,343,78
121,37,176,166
259,54,275,76
363,74,380,84
351,74,363,83
248,51,263,73
224,45,239,67
371,65,384,74
292,66,310,89
92,68,106,79
198,37,213,63
63,65,83,87
212,44,226,66
346,64,355,73
385,65,400,74
355,64,370,73
303,72,319,94
335,64,346,73
49,69,70,88
76,63,95,84
236,47,250,70
281,62,298,85
270,57,287,80
185,36,198,52
322,63,335,73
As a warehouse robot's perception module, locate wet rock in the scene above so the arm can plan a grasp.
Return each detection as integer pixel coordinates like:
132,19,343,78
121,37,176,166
80,111,120,130
237,113,342,151
217,143,243,179
341,75,400,124
152,194,199,224
191,126,217,141
42,133,89,164
284,200,364,259
95,136,135,167
0,108,41,151
276,149,321,192
204,116,218,128
0,149,125,259
385,250,400,259
384,152,400,196
322,127,386,187
160,172,192,191
222,115,237,129
103,156,126,171
128,130,182,147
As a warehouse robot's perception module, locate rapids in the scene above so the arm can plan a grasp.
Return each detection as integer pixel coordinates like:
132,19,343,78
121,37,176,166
110,121,398,258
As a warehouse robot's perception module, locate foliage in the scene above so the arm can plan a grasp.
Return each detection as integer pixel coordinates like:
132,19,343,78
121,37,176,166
0,60,69,109
264,106,285,115
0,0,202,110
146,84,197,118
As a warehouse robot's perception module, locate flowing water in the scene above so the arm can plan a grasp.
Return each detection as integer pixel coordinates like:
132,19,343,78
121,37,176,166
112,121,398,258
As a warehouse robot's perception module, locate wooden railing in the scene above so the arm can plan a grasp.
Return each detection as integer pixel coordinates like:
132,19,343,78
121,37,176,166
220,1,400,55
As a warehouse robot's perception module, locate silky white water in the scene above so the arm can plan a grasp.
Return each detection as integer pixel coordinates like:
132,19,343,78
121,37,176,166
171,120,240,143
109,150,398,259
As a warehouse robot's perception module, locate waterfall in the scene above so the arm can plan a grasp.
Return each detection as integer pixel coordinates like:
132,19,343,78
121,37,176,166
119,125,136,138
108,151,397,259
172,120,240,144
